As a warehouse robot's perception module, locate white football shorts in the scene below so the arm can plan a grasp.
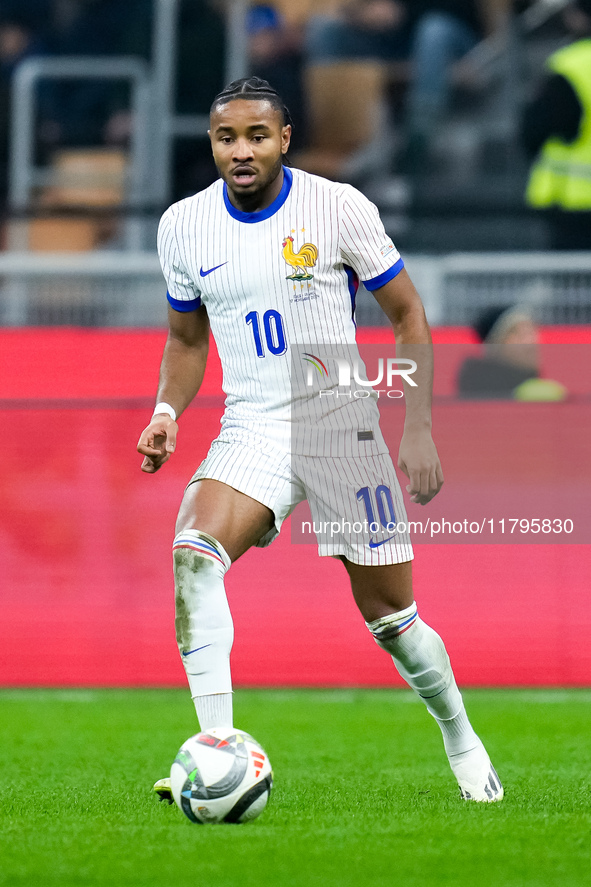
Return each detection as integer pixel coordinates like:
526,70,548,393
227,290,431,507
189,438,413,566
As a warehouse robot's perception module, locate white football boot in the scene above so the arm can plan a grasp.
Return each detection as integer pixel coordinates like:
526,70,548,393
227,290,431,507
448,740,504,802
153,777,173,804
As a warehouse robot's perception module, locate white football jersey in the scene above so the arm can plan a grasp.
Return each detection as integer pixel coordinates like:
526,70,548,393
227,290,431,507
157,167,404,454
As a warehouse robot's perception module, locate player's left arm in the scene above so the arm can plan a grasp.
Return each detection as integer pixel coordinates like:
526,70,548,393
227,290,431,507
371,267,444,505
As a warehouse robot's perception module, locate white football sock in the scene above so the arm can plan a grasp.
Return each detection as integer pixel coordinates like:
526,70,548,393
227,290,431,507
195,693,234,731
172,530,234,729
366,603,479,755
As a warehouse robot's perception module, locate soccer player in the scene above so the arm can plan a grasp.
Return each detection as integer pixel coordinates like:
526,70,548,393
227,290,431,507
137,77,502,803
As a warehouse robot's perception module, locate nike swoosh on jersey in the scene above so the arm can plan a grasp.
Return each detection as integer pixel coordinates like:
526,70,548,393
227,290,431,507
181,644,212,657
200,262,228,277
368,535,396,549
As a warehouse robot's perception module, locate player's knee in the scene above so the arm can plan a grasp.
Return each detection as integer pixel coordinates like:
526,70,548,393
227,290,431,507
172,530,231,578
172,530,231,627
172,530,233,653
368,607,455,701
366,602,419,650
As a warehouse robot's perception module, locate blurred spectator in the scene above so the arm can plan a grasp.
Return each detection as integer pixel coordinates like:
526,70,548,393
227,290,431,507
41,0,151,148
457,305,567,401
523,0,591,250
176,0,225,119
403,0,484,171
247,3,306,149
306,1,485,171
458,305,541,398
40,0,226,198
307,1,413,65
0,1,53,32
0,7,48,204
172,0,226,199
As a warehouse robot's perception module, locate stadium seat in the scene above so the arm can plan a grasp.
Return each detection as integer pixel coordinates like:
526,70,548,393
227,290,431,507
271,0,341,25
27,149,127,251
294,61,390,180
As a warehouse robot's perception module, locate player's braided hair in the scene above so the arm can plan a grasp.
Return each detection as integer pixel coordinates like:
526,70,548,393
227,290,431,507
210,77,293,129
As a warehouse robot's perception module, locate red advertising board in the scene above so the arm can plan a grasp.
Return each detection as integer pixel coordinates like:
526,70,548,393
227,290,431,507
1,328,589,686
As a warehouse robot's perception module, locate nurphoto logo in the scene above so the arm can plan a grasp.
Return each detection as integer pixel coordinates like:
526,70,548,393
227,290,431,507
303,354,418,399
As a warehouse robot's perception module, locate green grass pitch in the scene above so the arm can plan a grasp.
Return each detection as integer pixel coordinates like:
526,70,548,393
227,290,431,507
0,688,589,887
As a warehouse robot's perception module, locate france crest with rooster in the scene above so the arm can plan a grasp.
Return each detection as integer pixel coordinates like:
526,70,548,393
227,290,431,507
282,234,318,281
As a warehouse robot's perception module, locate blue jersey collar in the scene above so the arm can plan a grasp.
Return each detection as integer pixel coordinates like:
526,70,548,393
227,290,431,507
223,166,292,223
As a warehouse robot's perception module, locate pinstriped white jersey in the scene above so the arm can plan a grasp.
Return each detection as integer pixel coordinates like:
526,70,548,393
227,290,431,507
157,167,404,452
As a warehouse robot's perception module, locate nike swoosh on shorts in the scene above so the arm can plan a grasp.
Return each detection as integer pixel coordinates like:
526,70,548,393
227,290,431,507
368,536,396,549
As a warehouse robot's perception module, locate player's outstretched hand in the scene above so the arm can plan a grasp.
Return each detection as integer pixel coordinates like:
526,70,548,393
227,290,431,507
398,429,444,505
137,415,178,473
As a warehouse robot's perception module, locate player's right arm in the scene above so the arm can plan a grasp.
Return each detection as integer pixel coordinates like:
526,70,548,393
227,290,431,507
137,304,210,473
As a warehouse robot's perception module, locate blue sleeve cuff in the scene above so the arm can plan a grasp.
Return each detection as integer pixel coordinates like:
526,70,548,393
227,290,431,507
167,291,202,312
363,258,404,291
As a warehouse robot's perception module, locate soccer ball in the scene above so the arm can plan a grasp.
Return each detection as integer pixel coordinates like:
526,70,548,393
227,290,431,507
170,727,273,824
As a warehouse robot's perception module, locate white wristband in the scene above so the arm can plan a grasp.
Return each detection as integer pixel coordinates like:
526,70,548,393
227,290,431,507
153,402,177,422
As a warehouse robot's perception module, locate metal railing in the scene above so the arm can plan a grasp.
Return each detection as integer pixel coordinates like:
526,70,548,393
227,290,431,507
404,251,591,326
0,252,164,326
1,251,590,328
9,56,152,250
7,0,251,244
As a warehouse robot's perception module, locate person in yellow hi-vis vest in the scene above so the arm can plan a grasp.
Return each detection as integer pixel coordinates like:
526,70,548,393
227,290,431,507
523,0,591,249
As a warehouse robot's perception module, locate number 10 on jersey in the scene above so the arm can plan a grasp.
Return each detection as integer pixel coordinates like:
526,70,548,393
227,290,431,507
245,310,287,357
